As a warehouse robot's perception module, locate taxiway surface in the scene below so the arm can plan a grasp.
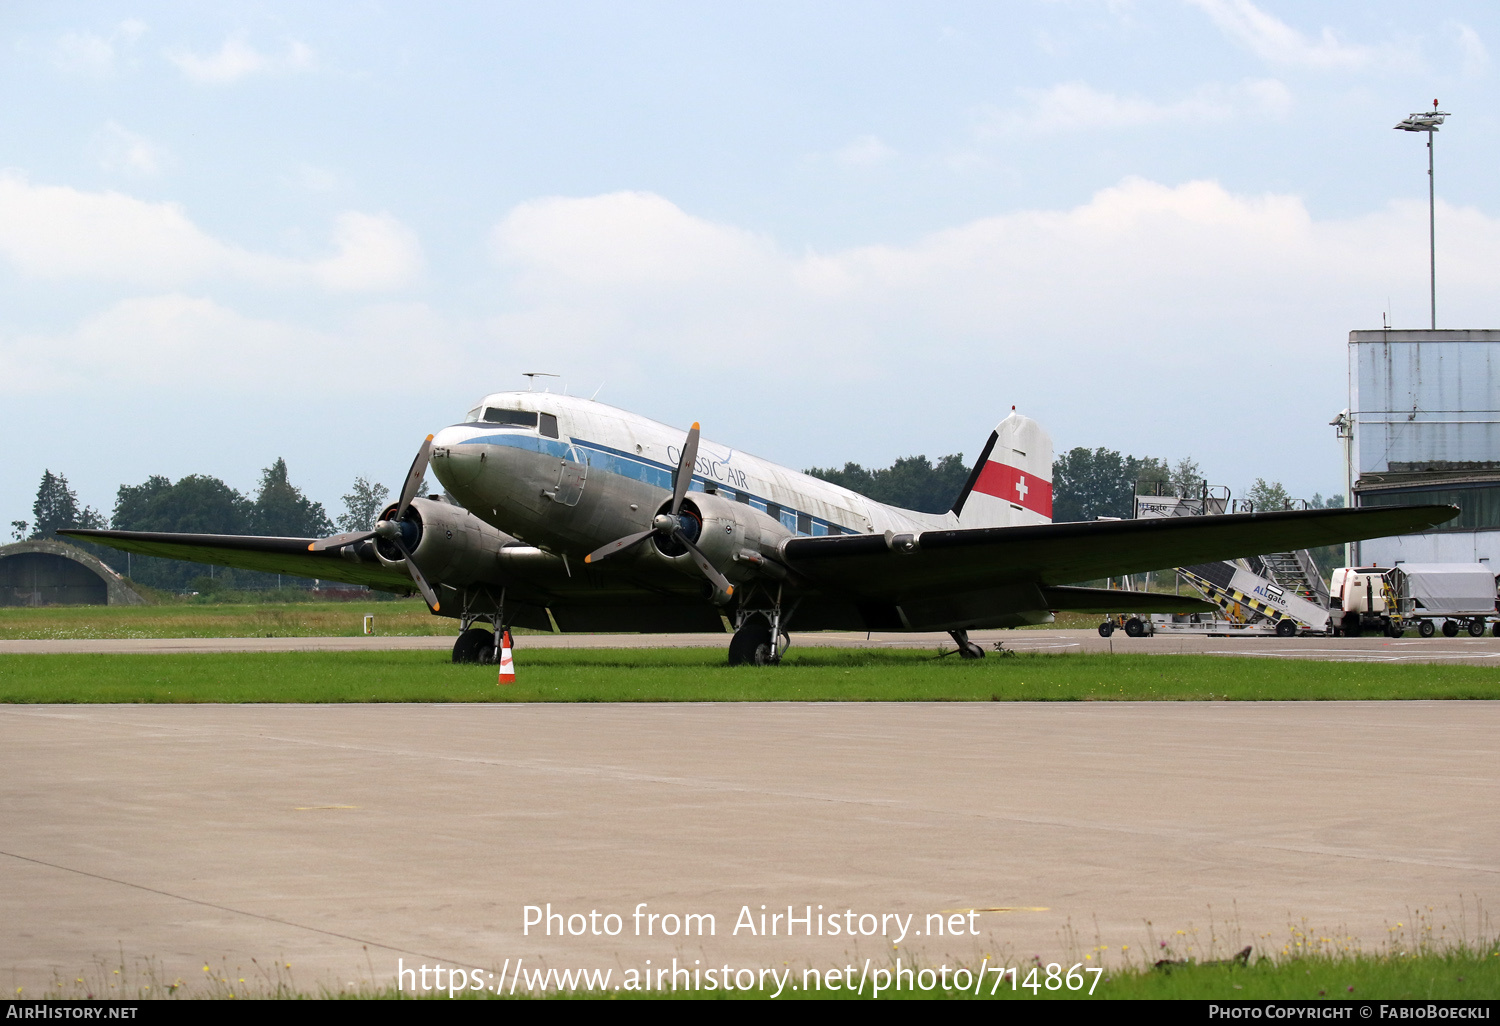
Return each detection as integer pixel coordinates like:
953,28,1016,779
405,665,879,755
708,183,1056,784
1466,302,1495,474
5,628,1500,664
3,701,1496,995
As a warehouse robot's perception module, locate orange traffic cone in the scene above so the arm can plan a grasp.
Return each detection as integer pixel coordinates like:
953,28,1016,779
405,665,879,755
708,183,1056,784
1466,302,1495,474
498,629,515,684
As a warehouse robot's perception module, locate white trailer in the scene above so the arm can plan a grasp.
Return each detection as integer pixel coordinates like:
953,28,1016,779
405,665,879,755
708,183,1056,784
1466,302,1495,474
1388,563,1499,637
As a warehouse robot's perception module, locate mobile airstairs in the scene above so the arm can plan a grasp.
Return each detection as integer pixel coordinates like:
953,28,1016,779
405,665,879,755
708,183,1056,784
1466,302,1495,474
1097,484,1332,638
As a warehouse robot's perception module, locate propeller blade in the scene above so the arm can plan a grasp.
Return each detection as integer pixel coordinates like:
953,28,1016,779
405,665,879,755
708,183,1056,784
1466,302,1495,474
584,528,655,565
675,531,734,597
393,537,441,611
395,434,436,521
307,529,375,553
670,422,700,515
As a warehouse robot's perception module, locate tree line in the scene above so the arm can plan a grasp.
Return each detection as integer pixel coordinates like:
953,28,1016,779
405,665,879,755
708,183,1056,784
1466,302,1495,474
807,447,1343,519
12,463,393,593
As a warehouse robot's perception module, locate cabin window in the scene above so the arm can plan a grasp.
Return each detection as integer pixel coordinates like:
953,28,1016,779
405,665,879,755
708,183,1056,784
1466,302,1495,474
735,491,750,504
482,408,538,429
539,412,560,439
797,511,812,535
764,502,781,522
827,523,843,536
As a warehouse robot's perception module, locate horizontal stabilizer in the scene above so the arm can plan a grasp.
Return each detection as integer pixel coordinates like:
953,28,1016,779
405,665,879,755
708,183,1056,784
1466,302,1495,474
1041,586,1216,615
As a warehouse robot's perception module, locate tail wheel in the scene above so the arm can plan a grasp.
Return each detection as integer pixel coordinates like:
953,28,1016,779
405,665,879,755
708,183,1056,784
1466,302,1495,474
1418,620,1436,638
1124,617,1146,638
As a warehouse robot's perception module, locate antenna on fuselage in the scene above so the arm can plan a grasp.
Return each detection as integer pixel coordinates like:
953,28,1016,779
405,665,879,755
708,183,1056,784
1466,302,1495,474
590,382,605,401
522,371,559,392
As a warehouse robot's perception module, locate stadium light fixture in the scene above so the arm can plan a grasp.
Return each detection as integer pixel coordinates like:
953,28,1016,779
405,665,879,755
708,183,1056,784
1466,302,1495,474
1394,100,1450,329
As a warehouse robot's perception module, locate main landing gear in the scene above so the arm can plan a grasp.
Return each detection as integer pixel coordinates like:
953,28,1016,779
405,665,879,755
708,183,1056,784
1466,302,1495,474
452,626,498,664
451,588,508,664
729,584,792,666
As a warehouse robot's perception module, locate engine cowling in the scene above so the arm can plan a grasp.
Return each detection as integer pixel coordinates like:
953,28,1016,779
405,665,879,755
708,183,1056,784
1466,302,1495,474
649,493,791,587
372,497,514,587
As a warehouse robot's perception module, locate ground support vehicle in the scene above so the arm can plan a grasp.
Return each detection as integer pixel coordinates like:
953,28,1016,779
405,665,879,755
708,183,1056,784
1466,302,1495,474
1327,567,1405,637
1386,563,1500,638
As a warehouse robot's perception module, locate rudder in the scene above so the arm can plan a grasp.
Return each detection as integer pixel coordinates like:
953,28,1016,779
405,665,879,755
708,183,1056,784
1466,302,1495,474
951,411,1053,528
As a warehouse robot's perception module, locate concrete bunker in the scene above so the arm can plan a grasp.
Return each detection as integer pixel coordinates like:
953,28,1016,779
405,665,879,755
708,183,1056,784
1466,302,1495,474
0,540,146,607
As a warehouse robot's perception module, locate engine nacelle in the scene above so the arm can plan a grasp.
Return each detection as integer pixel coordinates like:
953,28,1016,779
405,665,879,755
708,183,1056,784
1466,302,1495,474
651,492,792,586
373,497,512,587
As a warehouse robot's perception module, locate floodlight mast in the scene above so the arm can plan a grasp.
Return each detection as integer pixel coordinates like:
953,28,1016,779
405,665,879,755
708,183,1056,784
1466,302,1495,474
1394,100,1450,329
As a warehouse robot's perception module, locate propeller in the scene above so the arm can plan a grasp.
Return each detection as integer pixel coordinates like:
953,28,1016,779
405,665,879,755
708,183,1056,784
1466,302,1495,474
584,422,734,598
306,434,442,611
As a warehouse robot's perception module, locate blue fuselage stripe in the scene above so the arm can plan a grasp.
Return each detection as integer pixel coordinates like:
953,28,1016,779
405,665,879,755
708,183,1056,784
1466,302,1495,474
455,429,845,536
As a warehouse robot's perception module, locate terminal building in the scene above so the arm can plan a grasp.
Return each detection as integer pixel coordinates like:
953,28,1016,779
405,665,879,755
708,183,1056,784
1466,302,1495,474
1341,329,1500,567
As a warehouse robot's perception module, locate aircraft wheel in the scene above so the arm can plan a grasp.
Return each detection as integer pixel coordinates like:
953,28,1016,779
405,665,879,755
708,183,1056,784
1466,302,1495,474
452,627,494,664
1097,622,1115,638
1468,619,1486,638
1124,617,1146,638
1442,620,1460,638
1275,618,1297,638
1418,620,1436,638
958,641,986,659
728,619,776,666
1341,613,1362,638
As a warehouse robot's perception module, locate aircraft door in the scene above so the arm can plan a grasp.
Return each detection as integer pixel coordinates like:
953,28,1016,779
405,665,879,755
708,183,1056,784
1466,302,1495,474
552,446,588,506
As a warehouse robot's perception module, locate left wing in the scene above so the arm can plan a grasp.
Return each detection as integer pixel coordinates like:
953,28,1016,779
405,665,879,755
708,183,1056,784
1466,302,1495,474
780,504,1457,600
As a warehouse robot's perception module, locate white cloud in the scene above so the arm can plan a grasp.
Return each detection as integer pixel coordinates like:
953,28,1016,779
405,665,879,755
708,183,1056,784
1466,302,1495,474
481,183,1500,479
0,295,455,395
286,164,339,192
0,174,421,291
52,20,145,76
166,36,315,84
983,78,1290,134
832,135,897,166
492,191,776,293
1186,0,1406,70
1450,22,1489,79
94,122,169,176
313,212,424,291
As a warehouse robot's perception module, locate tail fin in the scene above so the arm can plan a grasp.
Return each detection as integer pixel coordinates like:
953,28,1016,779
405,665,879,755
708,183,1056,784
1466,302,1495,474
950,411,1053,529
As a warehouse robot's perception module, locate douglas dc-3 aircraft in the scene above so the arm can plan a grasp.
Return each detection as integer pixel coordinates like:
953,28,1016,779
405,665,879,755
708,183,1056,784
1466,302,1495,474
66,392,1456,665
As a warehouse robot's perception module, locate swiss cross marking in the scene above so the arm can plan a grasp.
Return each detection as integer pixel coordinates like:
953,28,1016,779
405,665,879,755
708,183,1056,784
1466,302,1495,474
1016,476,1029,501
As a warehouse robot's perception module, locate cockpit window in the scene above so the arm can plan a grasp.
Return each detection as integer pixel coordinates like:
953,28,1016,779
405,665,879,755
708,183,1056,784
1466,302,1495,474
482,408,539,429
538,412,560,439
465,407,482,423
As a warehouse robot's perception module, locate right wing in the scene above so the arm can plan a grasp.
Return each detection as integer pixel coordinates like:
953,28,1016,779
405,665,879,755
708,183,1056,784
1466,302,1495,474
58,529,414,592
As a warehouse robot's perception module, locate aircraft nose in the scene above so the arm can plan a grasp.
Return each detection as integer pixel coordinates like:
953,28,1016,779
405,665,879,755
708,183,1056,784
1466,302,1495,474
430,425,485,490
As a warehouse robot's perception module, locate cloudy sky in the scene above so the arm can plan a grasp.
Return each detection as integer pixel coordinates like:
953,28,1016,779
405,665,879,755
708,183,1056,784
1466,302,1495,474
4,1,1498,529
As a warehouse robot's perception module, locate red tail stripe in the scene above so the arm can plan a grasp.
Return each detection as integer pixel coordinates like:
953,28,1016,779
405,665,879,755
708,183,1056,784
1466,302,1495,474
974,461,1052,518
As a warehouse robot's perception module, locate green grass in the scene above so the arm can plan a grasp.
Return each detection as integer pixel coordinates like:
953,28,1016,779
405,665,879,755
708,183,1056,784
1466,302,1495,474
4,648,1500,704
0,598,454,640
0,602,1102,640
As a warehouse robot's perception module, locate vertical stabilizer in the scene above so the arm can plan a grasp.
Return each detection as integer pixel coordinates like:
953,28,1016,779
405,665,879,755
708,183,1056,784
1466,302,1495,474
951,411,1053,528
